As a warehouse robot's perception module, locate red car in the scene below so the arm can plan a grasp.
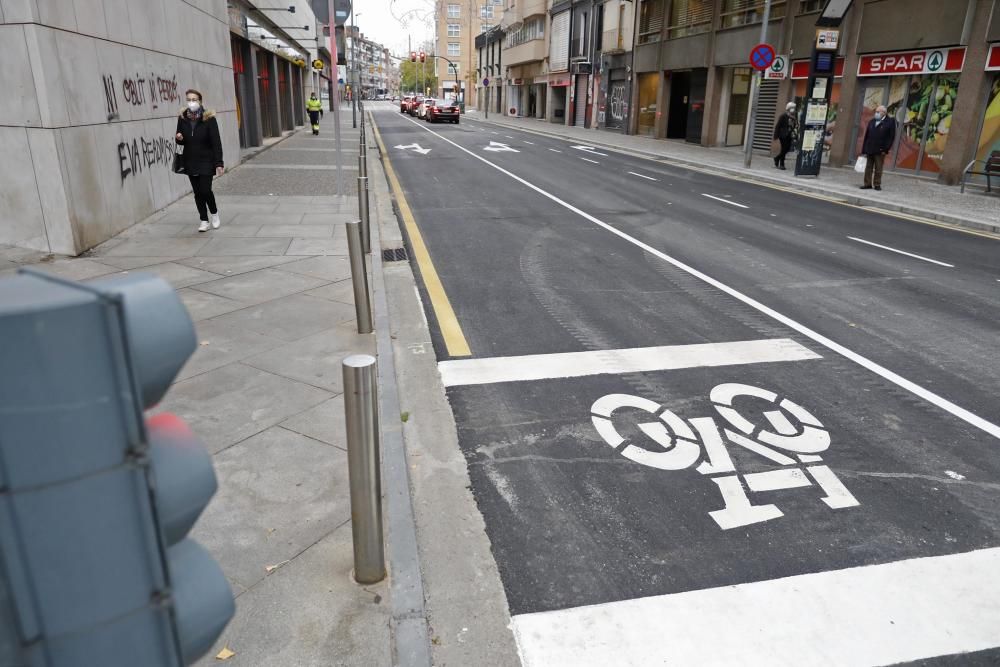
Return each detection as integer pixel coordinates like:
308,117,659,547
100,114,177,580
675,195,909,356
427,100,460,124
400,95,412,113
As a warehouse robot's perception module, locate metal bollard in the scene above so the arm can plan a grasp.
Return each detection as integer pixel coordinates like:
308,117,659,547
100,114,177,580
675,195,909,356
359,149,367,178
345,220,373,334
358,176,371,255
342,354,385,584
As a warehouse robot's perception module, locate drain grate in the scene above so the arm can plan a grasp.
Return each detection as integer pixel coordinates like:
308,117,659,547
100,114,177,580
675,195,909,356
382,247,409,262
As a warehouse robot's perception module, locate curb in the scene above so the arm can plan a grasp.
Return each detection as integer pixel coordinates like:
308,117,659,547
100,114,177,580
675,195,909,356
363,111,434,667
465,114,1000,237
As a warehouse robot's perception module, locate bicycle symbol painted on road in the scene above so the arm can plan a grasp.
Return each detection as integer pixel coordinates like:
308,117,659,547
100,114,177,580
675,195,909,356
591,383,860,530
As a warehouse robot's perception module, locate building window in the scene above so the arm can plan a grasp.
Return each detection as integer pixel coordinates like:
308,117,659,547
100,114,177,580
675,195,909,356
798,0,823,12
448,23,460,37
481,5,494,19
448,42,460,56
720,0,785,29
667,0,713,38
638,0,665,45
481,23,494,32
447,3,460,18
504,17,544,48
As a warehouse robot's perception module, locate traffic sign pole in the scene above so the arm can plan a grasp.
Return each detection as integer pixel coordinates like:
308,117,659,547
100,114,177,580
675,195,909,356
743,0,774,169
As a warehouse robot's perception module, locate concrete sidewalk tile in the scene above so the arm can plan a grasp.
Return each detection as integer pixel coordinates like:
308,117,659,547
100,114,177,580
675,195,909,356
275,204,343,215
280,395,347,449
302,212,358,225
135,261,222,289
95,256,186,270
122,222,189,238
196,237,292,257
311,196,354,206
158,363,331,454
28,258,121,281
176,319,285,382
256,224,335,238
193,525,390,667
177,288,247,321
177,254,302,276
229,212,305,225
105,237,210,257
191,425,351,594
191,267,328,305
277,256,353,282
174,224,262,238
209,294,356,342
157,211,207,224
243,323,374,394
304,280,356,305
286,238,350,256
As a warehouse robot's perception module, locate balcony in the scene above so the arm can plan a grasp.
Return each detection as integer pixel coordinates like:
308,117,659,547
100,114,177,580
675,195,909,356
504,38,546,66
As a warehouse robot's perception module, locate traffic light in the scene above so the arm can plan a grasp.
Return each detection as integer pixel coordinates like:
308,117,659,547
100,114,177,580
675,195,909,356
409,51,416,62
0,269,234,665
419,51,426,63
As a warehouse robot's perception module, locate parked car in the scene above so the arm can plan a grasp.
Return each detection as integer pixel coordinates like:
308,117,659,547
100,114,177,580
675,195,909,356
400,95,412,113
417,98,436,119
427,99,460,124
408,96,425,116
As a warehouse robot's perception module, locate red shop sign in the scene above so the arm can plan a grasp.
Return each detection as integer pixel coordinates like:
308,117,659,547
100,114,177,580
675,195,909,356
791,57,845,80
858,47,965,77
987,44,1000,71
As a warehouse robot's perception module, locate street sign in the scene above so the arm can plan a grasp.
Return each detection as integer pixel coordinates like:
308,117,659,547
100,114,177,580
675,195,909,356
766,55,789,80
750,43,776,72
483,77,490,87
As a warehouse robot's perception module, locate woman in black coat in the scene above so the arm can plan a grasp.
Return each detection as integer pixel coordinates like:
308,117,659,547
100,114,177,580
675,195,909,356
175,89,224,232
772,102,798,170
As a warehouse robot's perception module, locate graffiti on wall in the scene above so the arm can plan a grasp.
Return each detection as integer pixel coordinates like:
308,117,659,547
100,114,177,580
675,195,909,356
118,135,175,184
102,73,181,119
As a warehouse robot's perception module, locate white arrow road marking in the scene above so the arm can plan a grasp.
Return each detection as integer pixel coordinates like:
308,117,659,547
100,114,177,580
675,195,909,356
702,193,748,208
571,145,609,157
483,141,519,153
847,236,954,268
394,143,432,154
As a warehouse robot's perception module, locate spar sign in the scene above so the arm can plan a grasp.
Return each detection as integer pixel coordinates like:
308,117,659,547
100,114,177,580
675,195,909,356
858,47,965,77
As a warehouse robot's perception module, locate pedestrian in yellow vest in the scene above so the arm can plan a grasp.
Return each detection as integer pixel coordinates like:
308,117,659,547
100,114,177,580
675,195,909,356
306,93,322,135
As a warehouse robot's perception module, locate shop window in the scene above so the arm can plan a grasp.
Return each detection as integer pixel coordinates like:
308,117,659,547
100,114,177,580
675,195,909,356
637,72,659,136
667,0,713,39
720,0,785,29
638,0,665,45
448,23,460,37
975,76,1000,174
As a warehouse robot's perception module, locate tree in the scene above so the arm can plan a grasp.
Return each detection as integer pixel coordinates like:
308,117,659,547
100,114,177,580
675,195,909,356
399,59,441,96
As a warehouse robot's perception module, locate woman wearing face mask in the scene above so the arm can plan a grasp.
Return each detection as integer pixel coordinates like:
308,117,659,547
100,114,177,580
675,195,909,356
773,102,798,170
175,89,224,232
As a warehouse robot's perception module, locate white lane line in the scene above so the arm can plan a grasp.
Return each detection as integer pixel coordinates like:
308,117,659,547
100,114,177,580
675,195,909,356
504,135,514,139
548,148,562,153
702,193,749,209
848,236,955,268
628,171,658,181
580,157,600,164
438,339,818,387
524,141,535,145
401,114,1000,440
512,547,1000,667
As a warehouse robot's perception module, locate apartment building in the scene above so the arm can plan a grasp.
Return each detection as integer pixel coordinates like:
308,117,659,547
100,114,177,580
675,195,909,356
347,27,393,98
437,0,505,106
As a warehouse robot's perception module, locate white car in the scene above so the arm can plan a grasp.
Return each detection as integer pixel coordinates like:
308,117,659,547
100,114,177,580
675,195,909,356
417,98,436,119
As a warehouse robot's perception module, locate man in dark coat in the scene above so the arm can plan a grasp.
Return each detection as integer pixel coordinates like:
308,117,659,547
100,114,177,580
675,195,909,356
860,104,896,191
773,102,798,170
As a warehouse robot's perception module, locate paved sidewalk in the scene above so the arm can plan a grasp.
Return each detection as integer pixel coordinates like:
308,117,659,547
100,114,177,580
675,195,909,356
465,110,1000,235
1,111,394,666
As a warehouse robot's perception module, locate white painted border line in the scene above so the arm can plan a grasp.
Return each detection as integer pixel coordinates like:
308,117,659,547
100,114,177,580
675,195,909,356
701,193,749,208
512,547,1000,667
402,115,1000,440
628,171,658,181
548,148,562,153
580,157,600,164
848,236,955,268
438,339,819,387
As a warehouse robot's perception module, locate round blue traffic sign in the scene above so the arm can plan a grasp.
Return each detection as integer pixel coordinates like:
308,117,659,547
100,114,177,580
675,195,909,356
483,77,490,87
750,43,776,72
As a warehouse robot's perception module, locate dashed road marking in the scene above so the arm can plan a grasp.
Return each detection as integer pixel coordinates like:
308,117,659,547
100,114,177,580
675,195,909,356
847,236,954,268
702,193,749,209
628,171,658,181
580,157,600,164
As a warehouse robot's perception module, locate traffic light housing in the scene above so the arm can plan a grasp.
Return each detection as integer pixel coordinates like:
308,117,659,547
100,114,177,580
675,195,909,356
0,269,234,665
419,51,426,63
409,51,416,62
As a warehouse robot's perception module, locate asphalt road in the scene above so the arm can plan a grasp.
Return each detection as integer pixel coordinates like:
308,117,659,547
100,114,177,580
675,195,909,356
371,103,1000,666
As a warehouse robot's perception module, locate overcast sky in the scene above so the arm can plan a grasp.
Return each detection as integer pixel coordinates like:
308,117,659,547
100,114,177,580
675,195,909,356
355,0,436,57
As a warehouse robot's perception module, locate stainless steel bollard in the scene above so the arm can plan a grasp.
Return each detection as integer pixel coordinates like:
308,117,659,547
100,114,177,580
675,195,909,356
342,354,385,584
345,220,373,334
358,150,367,178
358,176,371,254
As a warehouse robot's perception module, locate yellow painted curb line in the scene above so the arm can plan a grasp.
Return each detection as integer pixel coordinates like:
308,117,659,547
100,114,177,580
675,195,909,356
371,118,472,357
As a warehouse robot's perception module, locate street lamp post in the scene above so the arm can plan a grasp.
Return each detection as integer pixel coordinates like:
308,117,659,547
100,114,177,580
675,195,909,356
350,12,363,128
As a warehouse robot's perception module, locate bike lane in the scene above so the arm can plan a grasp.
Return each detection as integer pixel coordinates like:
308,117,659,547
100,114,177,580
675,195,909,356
373,111,1000,665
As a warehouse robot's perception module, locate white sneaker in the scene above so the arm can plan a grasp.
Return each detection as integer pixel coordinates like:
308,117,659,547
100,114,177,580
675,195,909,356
198,220,210,232
210,213,221,229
